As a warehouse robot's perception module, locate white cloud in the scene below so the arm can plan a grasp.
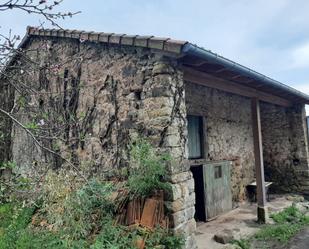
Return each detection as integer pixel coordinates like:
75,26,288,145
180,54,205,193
1,0,309,114
295,84,309,94
290,42,309,69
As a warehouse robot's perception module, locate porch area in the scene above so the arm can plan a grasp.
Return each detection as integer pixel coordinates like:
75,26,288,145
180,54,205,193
194,194,307,249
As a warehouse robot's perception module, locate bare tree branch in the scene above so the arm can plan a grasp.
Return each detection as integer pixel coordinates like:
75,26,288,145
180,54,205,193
0,0,80,27
0,107,89,183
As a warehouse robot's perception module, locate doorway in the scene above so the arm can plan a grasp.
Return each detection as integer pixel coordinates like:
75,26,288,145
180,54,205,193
191,165,206,222
191,161,233,221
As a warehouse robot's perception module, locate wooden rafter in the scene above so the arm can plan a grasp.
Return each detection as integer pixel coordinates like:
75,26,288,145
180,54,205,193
183,67,292,107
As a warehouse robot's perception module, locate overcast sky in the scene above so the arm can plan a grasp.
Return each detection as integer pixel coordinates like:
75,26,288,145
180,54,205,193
1,0,308,113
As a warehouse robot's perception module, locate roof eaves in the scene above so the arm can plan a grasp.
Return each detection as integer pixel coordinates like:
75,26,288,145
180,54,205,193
182,43,309,104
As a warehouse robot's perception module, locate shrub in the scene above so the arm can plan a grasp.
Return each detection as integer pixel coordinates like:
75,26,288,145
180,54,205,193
127,139,171,197
90,218,138,249
48,179,115,240
146,227,185,249
14,229,66,249
0,203,14,229
0,203,36,249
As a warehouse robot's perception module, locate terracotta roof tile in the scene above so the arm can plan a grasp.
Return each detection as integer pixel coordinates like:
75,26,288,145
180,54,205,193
121,35,137,46
80,31,90,40
58,29,66,37
134,36,153,48
71,30,81,39
44,29,51,36
89,32,100,41
98,32,113,43
148,37,170,50
51,29,58,37
109,34,126,44
164,39,187,53
26,27,187,54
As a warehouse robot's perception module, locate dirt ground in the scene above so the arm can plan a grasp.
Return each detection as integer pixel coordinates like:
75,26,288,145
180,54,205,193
282,227,309,249
195,195,298,249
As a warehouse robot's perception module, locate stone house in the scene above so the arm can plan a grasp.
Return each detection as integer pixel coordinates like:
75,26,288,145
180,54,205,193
1,27,309,248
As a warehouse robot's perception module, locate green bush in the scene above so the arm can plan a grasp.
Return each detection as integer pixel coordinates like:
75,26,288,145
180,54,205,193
127,139,171,197
91,218,138,249
146,227,185,249
49,179,115,240
2,138,181,248
0,203,14,229
15,229,66,249
0,204,36,249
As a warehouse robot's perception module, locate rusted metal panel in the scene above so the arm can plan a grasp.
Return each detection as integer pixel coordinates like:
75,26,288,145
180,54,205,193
203,160,232,220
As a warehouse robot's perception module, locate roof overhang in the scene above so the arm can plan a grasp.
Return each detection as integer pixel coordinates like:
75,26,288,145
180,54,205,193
179,43,309,105
2,27,309,106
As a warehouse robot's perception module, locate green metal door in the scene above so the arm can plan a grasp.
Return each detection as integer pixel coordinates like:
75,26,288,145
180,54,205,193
203,161,232,220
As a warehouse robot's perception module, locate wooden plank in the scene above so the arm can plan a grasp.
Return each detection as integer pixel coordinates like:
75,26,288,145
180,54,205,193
183,67,292,107
188,158,208,166
140,199,158,229
203,161,232,220
251,98,267,209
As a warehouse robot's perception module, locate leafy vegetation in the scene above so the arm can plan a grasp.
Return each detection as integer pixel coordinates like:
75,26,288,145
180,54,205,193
230,204,309,249
0,139,184,248
127,139,171,197
0,203,37,249
231,239,250,249
255,204,309,243
53,180,115,240
146,227,185,249
0,161,16,170
0,160,33,204
90,219,138,249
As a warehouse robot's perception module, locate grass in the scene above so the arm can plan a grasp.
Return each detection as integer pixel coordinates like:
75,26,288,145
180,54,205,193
231,204,309,249
0,203,14,229
231,239,251,249
255,204,309,243
0,203,38,249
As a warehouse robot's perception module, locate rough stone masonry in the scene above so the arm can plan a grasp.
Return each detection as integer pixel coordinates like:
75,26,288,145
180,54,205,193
0,35,197,248
1,30,309,249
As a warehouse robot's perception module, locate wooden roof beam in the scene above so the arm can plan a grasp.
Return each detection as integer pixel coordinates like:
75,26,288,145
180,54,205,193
183,67,292,107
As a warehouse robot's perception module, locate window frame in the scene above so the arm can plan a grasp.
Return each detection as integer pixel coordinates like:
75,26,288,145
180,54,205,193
187,114,207,160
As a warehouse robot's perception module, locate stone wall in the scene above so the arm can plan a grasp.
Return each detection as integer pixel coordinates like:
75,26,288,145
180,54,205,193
261,103,309,194
185,81,255,202
0,36,197,248
0,79,14,163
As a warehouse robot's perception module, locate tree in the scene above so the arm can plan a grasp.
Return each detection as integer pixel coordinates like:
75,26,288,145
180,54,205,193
0,0,83,202
0,0,80,70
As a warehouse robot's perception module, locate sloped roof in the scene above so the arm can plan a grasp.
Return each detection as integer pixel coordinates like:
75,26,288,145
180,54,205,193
7,26,309,105
24,26,188,54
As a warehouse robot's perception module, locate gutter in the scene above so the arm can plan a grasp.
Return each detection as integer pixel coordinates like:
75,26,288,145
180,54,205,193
182,43,309,103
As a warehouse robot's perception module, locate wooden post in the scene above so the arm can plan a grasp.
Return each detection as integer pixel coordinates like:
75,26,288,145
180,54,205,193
251,98,268,223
